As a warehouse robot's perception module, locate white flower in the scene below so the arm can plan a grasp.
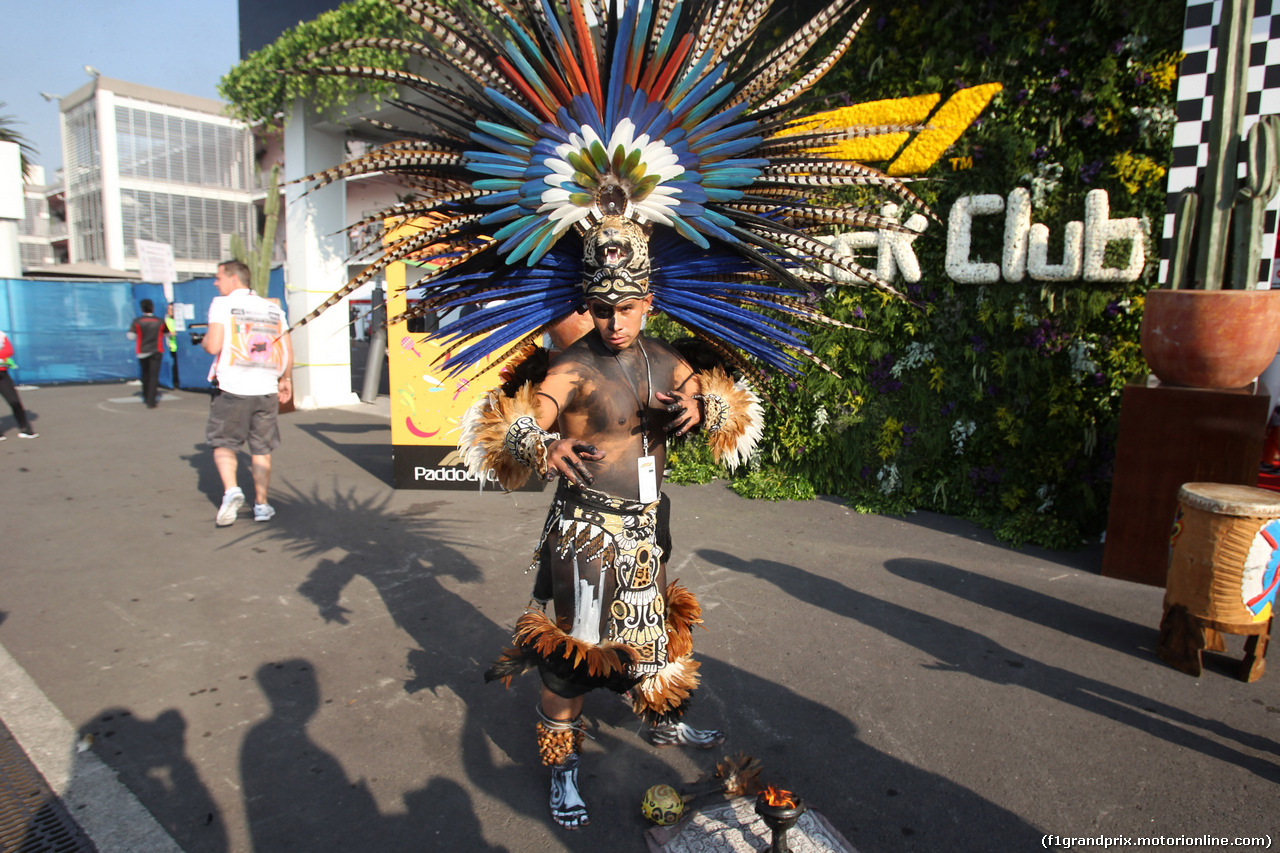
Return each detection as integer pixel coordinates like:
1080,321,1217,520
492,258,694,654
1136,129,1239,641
1082,190,1145,282
1036,484,1054,514
945,194,1004,284
890,342,935,378
1069,339,1099,379
950,419,976,455
877,463,901,495
813,405,829,431
1030,162,1063,208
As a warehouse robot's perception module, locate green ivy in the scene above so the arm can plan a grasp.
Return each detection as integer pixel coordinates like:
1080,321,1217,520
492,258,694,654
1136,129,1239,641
218,0,418,125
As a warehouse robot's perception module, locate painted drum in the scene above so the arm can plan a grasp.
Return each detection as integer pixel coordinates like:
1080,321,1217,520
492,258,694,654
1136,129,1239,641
1166,483,1280,625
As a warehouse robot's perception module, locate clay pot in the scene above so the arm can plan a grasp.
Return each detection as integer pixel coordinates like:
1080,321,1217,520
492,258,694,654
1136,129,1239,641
1141,288,1280,389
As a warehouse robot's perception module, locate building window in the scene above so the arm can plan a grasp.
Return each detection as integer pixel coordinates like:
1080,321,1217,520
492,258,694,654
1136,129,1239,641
115,105,250,190
120,188,253,263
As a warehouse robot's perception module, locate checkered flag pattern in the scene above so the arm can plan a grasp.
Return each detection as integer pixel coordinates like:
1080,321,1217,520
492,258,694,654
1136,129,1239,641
1162,0,1280,287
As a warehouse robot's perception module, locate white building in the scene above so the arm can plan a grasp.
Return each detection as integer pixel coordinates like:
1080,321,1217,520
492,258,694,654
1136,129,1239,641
59,76,258,281
16,165,65,271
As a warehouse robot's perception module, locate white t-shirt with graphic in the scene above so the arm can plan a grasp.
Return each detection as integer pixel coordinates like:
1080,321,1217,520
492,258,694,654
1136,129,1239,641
207,288,289,396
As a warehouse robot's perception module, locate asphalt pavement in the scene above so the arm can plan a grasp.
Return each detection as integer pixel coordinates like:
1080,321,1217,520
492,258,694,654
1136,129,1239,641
1,381,1277,853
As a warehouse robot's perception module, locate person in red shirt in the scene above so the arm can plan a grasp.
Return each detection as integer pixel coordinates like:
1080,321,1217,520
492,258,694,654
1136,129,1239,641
127,299,169,409
0,330,37,439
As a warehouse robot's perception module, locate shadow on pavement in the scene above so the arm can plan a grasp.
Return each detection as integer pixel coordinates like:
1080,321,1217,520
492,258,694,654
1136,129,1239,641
77,707,228,853
294,422,393,485
241,659,502,853
883,558,1153,659
701,549,1280,785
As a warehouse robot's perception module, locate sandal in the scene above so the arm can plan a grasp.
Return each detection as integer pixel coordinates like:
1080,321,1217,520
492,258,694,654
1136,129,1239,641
648,720,725,749
550,753,590,829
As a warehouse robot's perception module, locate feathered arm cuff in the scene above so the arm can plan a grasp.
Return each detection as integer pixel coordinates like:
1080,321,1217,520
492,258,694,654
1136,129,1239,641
459,381,559,491
697,367,764,472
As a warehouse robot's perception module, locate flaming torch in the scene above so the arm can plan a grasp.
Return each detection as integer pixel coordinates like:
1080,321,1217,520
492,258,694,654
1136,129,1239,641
755,786,807,853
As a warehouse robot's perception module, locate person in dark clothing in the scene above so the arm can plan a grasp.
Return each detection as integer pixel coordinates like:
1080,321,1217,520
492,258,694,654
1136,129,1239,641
128,299,168,408
0,330,37,439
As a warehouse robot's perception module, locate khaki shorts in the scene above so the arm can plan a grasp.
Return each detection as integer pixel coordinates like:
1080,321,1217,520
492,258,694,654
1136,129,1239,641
206,391,280,456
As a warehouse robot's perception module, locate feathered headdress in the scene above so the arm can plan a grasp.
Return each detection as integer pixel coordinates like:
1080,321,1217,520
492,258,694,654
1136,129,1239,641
290,0,931,381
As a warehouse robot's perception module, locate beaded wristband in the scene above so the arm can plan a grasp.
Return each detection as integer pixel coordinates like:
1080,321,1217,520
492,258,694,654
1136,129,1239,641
700,393,728,435
504,415,559,478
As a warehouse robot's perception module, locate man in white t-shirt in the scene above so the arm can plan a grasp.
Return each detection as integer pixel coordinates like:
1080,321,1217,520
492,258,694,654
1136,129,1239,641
201,261,293,526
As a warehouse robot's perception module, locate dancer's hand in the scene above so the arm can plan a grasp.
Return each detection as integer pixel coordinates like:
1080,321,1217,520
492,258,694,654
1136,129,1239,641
545,438,605,485
657,390,701,436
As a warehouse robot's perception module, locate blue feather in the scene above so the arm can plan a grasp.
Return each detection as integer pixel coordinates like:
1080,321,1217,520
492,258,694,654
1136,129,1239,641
469,132,531,160
474,120,536,146
568,94,604,138
703,187,746,202
472,178,523,191
699,169,761,188
467,161,528,179
685,100,752,141
478,206,525,225
485,88,542,129
698,136,767,161
666,51,718,106
680,81,735,128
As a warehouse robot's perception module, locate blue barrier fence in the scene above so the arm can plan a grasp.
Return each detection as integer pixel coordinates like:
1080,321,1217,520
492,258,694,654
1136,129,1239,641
0,268,285,388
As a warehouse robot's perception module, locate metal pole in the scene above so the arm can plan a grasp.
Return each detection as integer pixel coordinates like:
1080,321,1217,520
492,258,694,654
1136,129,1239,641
361,284,387,403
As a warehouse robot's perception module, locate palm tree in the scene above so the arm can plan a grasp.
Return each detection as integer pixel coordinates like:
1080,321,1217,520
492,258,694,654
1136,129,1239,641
0,103,37,177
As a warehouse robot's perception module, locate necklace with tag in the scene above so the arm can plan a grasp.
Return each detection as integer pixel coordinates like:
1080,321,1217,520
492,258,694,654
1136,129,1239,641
616,341,658,502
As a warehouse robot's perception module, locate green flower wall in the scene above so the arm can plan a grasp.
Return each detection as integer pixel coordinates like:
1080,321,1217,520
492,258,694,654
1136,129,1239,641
670,0,1186,549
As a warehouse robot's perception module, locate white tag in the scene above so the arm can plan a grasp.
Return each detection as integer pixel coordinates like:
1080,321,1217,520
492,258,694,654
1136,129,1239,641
637,455,658,503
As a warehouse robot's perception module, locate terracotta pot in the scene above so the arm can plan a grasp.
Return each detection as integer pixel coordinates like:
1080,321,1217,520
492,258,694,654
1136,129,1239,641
1141,288,1280,389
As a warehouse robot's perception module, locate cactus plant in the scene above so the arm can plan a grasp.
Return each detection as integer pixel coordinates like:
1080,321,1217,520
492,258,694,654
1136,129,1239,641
1166,0,1280,290
230,163,282,297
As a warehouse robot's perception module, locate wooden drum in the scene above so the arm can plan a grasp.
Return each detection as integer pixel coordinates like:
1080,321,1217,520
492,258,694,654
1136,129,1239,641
1166,483,1280,626
1159,483,1280,682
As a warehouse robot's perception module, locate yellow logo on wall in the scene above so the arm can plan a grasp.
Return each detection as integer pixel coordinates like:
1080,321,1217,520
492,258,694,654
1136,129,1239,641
781,83,1003,176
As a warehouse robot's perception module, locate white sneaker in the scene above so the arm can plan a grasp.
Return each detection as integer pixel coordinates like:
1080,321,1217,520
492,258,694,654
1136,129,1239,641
18,431,38,439
216,488,245,526
0,435,6,441
253,503,275,522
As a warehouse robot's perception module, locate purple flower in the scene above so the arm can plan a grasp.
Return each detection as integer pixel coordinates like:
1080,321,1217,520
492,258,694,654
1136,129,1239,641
853,307,864,319
972,144,985,160
1111,39,1125,54
1134,70,1151,86
787,381,797,393
869,354,902,393
1079,159,1104,184
1049,81,1061,94
969,334,986,353
1079,110,1096,128
1031,145,1049,161
1014,88,1029,104
876,14,888,31
1104,300,1121,317
941,401,957,416
1057,68,1070,79
861,465,873,480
